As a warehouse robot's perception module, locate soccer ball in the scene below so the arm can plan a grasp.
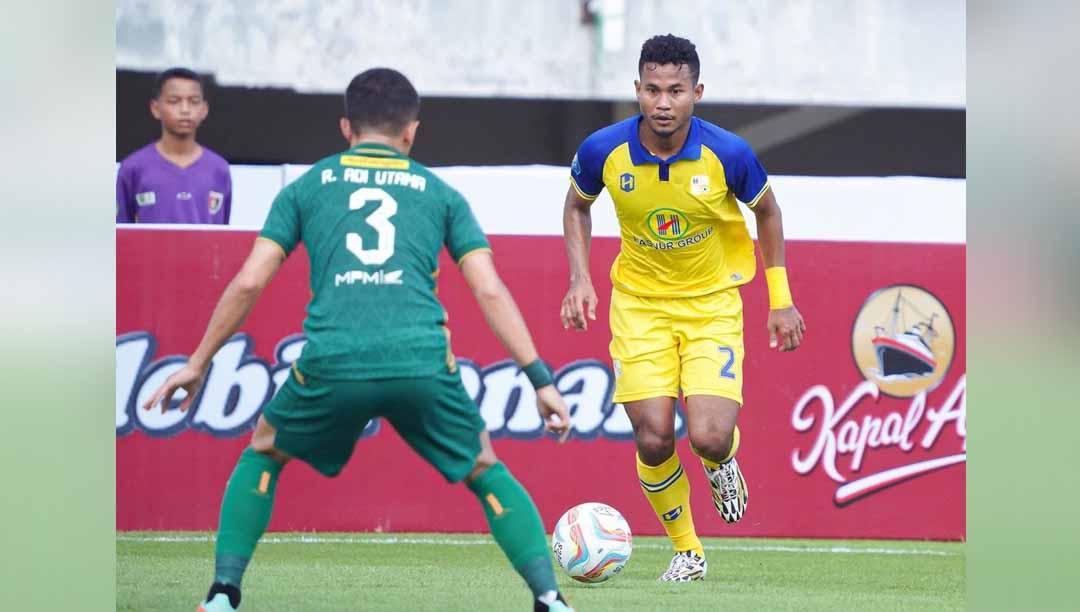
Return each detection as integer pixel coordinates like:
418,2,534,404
551,502,632,583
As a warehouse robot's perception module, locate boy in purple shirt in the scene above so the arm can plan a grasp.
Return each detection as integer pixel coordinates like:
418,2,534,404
116,67,232,224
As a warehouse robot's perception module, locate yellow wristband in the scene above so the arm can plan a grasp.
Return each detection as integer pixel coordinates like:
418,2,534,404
765,266,793,310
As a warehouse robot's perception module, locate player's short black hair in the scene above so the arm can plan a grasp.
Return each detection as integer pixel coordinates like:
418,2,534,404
638,34,700,83
345,68,421,136
152,67,205,99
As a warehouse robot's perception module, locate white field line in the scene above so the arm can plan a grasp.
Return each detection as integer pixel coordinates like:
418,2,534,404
117,534,960,557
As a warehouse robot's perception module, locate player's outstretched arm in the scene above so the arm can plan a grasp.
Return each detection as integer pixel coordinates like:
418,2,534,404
752,189,806,352
459,250,571,440
561,186,599,331
143,238,286,412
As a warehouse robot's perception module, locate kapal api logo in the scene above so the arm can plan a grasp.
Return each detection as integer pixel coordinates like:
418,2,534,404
790,285,965,506
116,332,690,440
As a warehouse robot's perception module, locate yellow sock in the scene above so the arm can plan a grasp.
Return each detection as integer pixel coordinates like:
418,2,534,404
636,452,704,556
697,425,741,470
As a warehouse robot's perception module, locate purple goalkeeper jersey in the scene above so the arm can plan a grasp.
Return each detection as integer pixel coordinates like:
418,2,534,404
116,143,232,224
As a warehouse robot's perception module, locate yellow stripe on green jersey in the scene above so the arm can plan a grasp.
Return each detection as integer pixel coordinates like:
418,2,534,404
570,116,770,298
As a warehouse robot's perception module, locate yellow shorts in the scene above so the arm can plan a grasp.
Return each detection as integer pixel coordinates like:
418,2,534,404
609,287,744,405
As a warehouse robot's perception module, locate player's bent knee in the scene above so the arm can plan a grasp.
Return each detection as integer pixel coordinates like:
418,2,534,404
465,449,498,483
255,446,292,466
250,416,286,456
250,430,274,452
688,428,734,463
635,433,676,466
249,435,291,465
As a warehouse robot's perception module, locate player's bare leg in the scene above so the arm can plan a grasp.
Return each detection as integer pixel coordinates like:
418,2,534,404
249,416,293,464
626,397,707,581
626,397,677,465
198,416,291,612
684,396,747,523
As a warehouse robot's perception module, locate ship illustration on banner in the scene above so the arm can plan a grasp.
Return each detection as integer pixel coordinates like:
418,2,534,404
853,285,955,398
871,289,940,381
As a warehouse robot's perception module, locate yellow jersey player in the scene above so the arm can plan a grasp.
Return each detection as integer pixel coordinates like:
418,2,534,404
560,34,805,582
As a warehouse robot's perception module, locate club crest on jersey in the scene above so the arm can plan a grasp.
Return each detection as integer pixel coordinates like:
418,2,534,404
208,191,224,214
619,172,635,192
691,175,710,195
646,208,690,240
135,191,156,207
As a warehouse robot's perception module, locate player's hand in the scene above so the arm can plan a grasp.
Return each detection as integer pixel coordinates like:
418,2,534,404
768,306,805,352
536,385,572,443
560,279,598,331
142,362,208,413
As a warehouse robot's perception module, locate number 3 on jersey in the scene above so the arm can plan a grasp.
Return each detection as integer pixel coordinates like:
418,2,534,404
346,187,398,265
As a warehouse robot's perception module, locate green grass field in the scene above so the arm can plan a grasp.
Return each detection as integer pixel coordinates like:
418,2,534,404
117,532,964,611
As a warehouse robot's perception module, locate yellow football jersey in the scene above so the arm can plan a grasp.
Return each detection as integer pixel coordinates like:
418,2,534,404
570,116,770,298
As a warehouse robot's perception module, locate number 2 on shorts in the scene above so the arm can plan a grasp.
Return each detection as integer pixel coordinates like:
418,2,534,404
718,345,736,379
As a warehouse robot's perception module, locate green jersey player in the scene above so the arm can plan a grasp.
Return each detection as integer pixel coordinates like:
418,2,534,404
144,68,575,612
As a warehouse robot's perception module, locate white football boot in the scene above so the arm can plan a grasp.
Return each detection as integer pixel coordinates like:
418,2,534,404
704,457,749,523
196,593,236,612
658,550,708,582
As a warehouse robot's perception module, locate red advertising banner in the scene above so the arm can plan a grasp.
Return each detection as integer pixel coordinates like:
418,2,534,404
117,228,965,540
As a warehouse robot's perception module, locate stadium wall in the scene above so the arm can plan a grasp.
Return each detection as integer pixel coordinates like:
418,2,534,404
116,170,965,540
115,0,965,107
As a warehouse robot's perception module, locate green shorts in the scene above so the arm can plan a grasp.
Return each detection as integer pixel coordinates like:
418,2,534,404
262,365,485,482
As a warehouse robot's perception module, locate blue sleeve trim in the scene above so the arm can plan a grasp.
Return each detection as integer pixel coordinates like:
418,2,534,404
570,118,634,198
698,120,770,205
569,176,599,201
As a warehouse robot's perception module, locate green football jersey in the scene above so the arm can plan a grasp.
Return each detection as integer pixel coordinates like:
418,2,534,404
259,143,490,380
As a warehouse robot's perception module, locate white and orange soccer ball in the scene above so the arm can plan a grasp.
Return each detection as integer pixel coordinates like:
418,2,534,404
551,502,633,583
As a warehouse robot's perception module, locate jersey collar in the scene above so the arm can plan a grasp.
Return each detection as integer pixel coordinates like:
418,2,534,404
628,116,702,166
348,142,403,157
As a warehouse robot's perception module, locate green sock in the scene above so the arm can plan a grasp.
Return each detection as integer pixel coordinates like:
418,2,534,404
467,462,558,598
213,447,283,587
